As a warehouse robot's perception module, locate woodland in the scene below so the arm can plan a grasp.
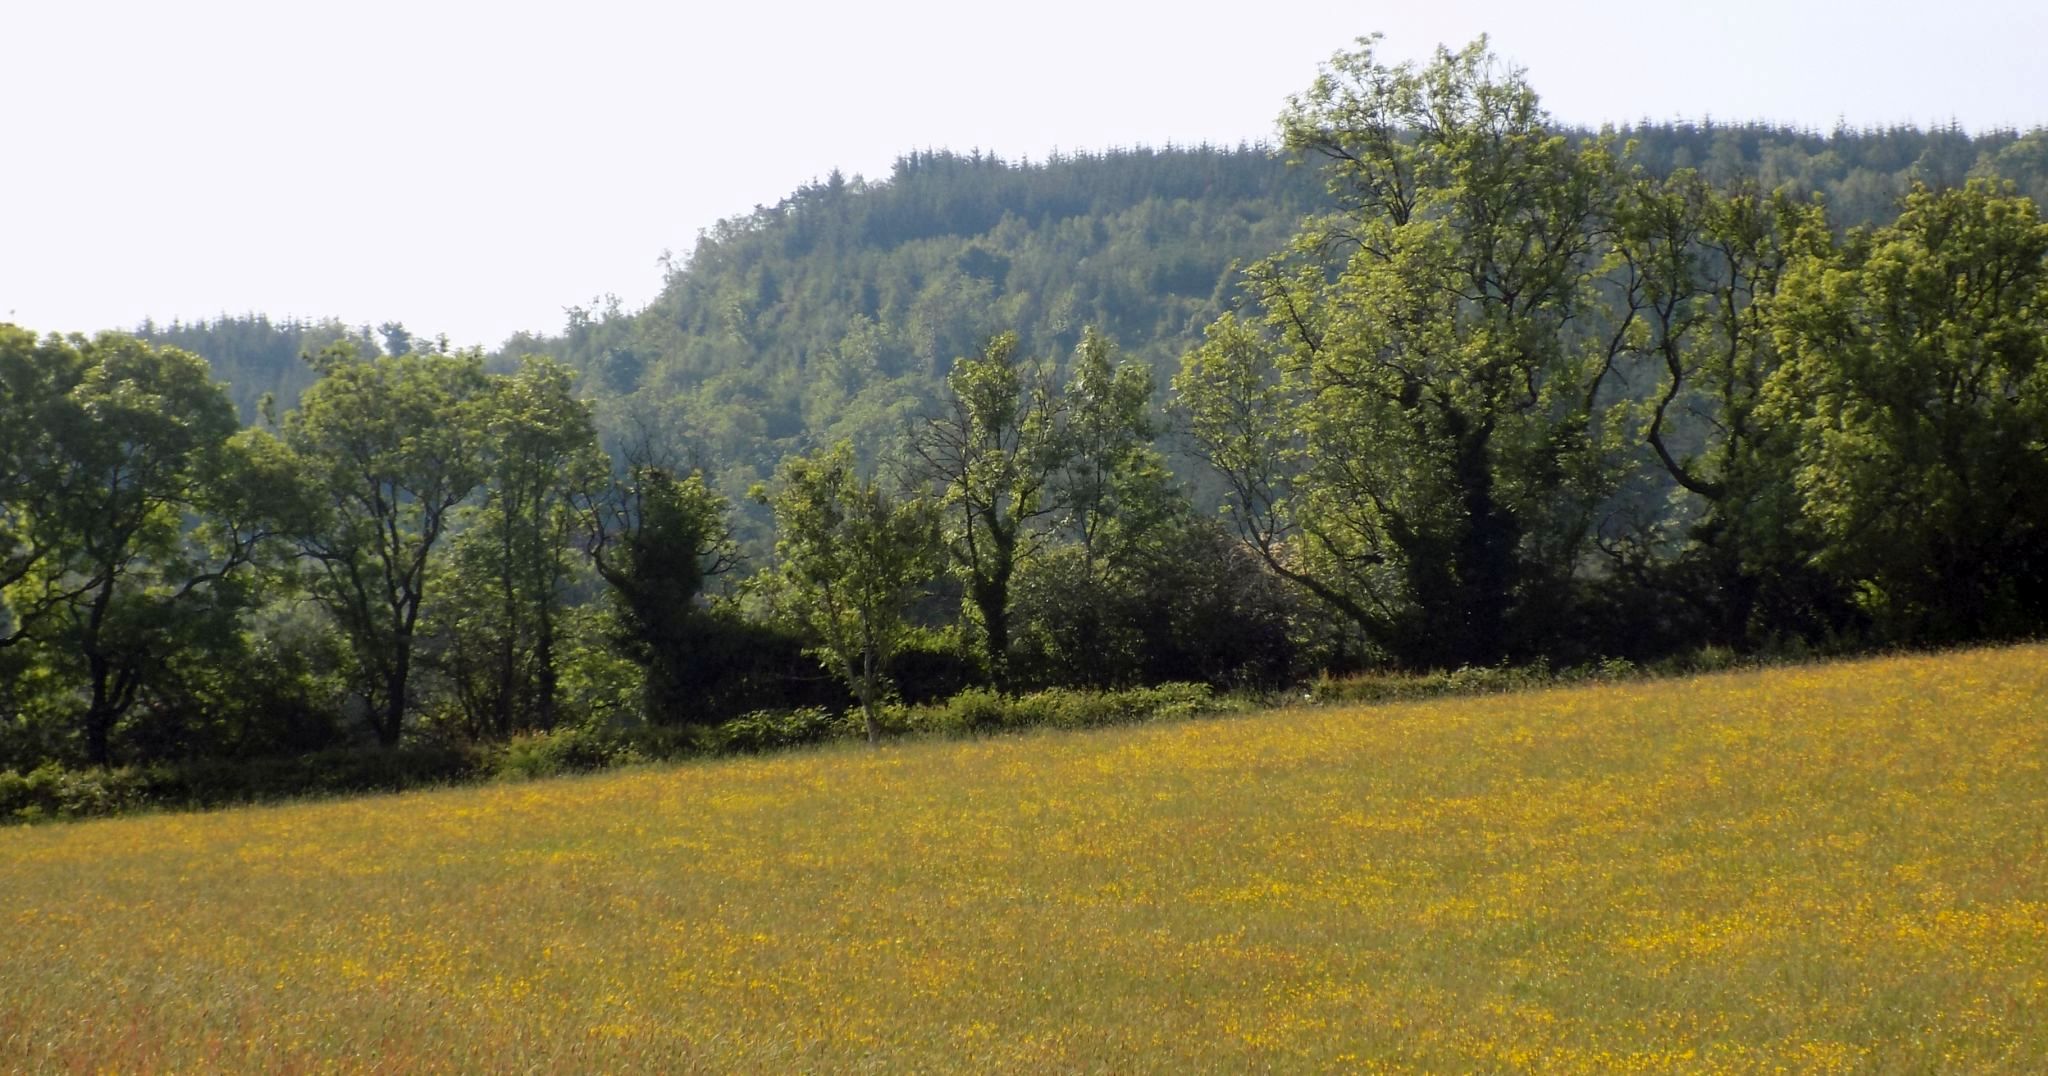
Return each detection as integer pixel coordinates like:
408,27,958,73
3,38,2046,801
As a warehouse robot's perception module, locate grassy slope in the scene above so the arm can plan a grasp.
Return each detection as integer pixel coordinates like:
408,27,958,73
3,646,2045,1072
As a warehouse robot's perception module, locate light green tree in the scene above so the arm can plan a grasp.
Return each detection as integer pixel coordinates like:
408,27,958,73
913,332,1066,687
756,443,939,744
1180,36,1625,666
1055,327,1179,574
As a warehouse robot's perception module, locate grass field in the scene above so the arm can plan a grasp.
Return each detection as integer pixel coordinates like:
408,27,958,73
3,646,2045,1072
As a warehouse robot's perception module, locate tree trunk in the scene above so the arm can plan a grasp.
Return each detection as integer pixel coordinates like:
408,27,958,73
535,602,558,732
378,647,411,747
1448,415,1514,667
859,646,880,746
84,672,116,770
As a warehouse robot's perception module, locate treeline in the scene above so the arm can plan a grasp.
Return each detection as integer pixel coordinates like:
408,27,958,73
1176,37,2048,665
0,322,1301,777
6,36,2046,792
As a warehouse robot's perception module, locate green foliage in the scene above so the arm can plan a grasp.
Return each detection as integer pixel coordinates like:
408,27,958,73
1010,522,1303,691
914,332,1070,683
0,744,486,821
887,682,1224,736
494,726,641,781
280,347,494,745
756,442,942,743
0,762,147,821
586,466,740,724
0,329,272,766
1185,36,1627,667
1764,180,2048,640
697,707,844,755
432,357,608,737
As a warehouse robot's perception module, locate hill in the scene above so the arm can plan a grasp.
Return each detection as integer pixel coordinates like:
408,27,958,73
5,644,2044,1070
134,124,2048,497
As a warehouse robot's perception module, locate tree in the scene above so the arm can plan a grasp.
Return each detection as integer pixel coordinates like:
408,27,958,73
0,331,273,765
756,443,939,744
436,357,608,737
1762,180,2048,640
1181,36,1625,667
1054,327,1179,573
281,347,491,746
1600,171,1836,645
914,332,1067,687
584,459,739,725
0,326,83,646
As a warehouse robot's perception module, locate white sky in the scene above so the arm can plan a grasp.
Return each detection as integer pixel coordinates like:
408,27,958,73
4,0,2045,348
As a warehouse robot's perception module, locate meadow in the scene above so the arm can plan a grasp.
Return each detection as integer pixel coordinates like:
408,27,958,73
3,646,2045,1072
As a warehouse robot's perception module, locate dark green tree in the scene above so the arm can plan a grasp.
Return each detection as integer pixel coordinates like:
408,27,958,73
436,357,608,737
0,331,275,765
1763,180,2048,640
584,461,739,725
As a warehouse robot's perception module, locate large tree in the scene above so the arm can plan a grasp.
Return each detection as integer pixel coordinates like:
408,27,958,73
1180,36,1624,667
1763,180,2048,640
0,330,274,765
436,357,608,737
280,347,491,746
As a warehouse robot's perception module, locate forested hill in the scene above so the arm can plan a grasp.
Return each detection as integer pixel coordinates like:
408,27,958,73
142,123,2048,488
499,144,1329,491
509,123,2048,487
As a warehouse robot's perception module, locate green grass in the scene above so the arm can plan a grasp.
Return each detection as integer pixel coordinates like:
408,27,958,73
3,645,2044,1071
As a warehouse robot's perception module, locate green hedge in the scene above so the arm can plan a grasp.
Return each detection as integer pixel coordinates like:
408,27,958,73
0,681,1233,822
888,682,1226,735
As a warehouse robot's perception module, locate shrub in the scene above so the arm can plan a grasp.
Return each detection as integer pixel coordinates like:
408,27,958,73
702,708,844,755
494,727,641,781
893,683,1221,736
0,763,148,821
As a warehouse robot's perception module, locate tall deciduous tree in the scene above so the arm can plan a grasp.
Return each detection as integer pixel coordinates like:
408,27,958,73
437,357,608,737
1182,36,1625,667
757,443,938,744
1763,180,2048,640
281,347,491,746
0,331,272,765
914,332,1066,687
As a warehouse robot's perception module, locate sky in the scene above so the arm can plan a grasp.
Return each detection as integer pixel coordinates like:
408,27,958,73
5,0,2045,349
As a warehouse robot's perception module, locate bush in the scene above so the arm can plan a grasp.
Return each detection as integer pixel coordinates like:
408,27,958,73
0,763,148,821
143,744,486,805
700,708,845,754
892,682,1223,736
494,727,642,781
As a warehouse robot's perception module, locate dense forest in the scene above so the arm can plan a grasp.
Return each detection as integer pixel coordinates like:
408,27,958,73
5,37,2046,799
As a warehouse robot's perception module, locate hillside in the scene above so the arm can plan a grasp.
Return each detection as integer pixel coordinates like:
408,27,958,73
141,125,2048,488
4,645,2043,1070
